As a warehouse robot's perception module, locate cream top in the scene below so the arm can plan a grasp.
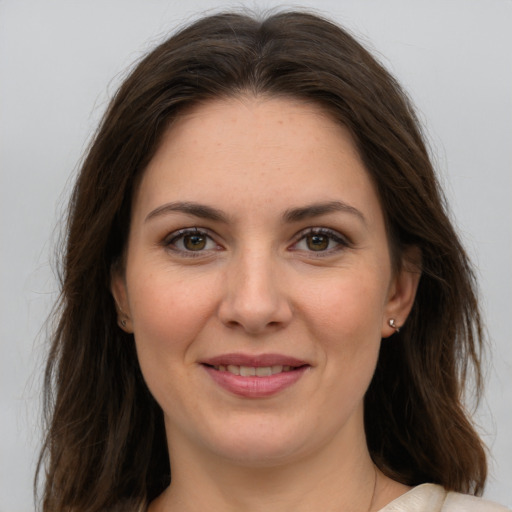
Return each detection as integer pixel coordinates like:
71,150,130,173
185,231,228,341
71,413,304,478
379,484,510,512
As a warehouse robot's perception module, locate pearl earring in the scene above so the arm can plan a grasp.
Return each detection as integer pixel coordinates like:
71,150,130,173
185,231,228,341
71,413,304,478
388,318,400,333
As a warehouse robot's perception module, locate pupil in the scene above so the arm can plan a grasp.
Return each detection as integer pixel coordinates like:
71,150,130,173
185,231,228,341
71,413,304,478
185,234,206,250
307,234,328,251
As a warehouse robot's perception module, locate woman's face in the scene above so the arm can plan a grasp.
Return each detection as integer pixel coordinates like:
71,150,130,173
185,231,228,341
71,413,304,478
112,97,418,467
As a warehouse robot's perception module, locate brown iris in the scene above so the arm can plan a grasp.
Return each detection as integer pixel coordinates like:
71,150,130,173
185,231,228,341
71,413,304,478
306,233,329,251
184,233,207,250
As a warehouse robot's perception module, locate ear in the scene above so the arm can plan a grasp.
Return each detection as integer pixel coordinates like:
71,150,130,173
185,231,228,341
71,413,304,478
111,266,133,333
382,246,421,338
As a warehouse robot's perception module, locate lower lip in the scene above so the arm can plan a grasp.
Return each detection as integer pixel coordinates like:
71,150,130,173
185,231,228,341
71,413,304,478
203,365,309,398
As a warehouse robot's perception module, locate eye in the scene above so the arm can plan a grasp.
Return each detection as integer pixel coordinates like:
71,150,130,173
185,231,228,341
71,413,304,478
291,228,349,254
165,228,220,254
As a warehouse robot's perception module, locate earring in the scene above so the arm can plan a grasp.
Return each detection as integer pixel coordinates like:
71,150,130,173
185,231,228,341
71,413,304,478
388,318,400,333
118,318,127,328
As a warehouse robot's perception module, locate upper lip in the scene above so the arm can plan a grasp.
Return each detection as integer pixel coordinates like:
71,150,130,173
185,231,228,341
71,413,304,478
201,353,309,368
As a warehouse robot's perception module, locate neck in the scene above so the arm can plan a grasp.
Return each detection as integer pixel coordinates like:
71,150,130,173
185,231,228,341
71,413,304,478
150,422,388,512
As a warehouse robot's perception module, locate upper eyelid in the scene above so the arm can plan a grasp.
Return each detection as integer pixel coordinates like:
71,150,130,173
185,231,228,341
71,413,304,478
287,228,352,257
162,227,221,250
165,227,214,241
292,226,350,243
161,228,223,259
161,226,350,250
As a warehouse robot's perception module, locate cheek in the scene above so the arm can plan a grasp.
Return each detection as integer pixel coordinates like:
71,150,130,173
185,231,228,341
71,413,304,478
301,267,388,396
313,274,386,398
303,268,389,343
127,267,220,362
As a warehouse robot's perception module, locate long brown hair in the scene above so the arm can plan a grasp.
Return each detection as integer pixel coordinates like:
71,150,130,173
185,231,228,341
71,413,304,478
37,11,487,512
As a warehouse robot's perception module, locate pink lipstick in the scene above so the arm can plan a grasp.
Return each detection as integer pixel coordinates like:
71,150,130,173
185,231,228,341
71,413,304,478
201,353,310,398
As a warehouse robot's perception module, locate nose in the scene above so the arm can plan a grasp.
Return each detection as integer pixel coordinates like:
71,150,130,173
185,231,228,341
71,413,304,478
217,249,293,334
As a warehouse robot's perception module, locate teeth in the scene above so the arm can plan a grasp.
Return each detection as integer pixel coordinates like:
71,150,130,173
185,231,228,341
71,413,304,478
240,366,256,377
227,364,240,375
256,366,272,377
213,364,295,376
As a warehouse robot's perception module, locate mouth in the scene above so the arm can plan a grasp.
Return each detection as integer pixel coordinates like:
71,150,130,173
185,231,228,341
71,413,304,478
201,353,309,375
201,354,310,398
207,364,299,377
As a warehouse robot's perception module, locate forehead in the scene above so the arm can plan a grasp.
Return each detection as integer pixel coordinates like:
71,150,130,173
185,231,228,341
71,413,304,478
133,96,383,226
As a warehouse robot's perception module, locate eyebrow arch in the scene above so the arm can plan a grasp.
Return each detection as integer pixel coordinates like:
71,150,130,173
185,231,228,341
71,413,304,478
145,201,229,223
283,201,366,224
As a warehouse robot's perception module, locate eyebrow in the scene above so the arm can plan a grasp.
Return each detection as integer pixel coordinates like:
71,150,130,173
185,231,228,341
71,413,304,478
145,200,365,225
283,201,366,224
145,201,229,223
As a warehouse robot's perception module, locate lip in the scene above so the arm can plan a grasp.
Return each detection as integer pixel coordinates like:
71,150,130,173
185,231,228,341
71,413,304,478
202,353,308,367
201,353,310,398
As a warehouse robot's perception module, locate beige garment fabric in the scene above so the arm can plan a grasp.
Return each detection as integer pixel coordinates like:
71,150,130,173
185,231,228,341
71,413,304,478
379,484,510,512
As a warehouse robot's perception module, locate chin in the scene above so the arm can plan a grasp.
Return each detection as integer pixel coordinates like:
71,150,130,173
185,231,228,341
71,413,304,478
198,416,323,467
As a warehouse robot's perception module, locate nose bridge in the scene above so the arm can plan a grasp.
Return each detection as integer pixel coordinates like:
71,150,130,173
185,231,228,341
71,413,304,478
219,243,292,333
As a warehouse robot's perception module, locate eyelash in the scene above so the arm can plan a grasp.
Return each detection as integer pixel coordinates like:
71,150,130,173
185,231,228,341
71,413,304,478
163,227,350,257
290,227,350,256
163,228,221,258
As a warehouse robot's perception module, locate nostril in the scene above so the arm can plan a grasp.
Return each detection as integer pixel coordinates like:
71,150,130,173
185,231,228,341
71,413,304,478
217,277,293,333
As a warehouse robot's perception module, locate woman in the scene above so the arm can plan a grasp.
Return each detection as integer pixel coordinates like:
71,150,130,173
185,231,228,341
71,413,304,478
36,11,509,512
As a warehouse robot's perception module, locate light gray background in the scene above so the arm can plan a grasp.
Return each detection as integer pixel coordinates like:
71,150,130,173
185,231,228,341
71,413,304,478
1,1,511,510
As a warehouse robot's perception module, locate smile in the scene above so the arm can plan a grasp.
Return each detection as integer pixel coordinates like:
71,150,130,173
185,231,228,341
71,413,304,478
202,354,310,398
210,364,295,376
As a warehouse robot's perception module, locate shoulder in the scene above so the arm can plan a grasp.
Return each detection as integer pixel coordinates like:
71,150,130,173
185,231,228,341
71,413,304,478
443,490,510,512
378,484,510,512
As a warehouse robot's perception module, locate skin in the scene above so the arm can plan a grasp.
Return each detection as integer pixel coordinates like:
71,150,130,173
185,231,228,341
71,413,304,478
112,96,420,512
